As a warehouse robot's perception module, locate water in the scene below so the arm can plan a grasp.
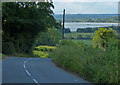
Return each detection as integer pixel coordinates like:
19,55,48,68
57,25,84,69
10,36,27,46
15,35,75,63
64,22,118,31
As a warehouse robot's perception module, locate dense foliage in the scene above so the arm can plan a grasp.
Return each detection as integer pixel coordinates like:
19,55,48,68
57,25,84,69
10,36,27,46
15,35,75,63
2,2,60,55
77,28,97,33
77,26,119,33
50,39,119,83
33,45,56,58
93,28,116,49
35,27,61,46
64,28,71,33
49,27,119,83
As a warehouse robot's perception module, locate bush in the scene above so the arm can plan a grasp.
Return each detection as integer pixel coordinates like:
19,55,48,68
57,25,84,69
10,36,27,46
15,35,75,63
50,40,119,83
33,45,56,58
93,28,116,49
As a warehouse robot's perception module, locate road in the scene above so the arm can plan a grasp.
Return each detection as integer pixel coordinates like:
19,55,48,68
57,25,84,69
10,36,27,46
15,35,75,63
2,57,92,85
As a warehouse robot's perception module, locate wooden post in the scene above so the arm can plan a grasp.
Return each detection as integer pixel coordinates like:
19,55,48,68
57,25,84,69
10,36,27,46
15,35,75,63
62,9,65,39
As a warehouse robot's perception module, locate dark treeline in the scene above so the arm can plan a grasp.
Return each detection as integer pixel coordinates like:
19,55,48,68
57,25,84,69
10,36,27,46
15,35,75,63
54,14,118,23
2,2,61,55
77,26,120,33
58,28,71,33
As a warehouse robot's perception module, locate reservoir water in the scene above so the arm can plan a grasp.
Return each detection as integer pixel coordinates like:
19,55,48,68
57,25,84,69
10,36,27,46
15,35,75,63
64,22,118,31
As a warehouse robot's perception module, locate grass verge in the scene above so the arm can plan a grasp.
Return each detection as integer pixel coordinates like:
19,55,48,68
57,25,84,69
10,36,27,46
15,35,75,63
49,40,118,83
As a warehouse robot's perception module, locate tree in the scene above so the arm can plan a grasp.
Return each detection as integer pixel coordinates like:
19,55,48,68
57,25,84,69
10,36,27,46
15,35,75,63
35,27,62,46
93,28,116,49
64,28,71,33
2,2,60,55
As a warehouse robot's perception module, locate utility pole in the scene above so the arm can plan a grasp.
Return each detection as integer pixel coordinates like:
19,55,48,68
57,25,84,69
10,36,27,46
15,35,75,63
62,9,65,39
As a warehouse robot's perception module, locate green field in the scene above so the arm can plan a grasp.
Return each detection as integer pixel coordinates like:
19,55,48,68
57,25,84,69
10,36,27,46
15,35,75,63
72,40,93,45
64,32,94,45
64,32,94,39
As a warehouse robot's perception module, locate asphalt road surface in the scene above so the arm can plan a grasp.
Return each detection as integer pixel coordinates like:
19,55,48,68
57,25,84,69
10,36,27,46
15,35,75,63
2,57,92,85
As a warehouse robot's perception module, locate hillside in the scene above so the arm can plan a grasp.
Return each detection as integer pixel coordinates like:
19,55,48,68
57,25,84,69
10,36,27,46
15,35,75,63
53,14,118,23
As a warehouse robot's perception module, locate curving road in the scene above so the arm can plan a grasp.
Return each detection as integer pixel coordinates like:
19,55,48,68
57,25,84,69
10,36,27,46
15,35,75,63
2,57,92,85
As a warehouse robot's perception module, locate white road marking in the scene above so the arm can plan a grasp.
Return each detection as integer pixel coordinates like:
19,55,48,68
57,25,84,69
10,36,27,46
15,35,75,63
23,64,26,68
25,70,31,76
33,79,39,84
23,58,40,85
24,61,27,64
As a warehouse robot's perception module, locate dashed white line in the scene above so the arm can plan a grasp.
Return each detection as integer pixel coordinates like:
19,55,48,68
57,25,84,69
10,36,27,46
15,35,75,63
24,61,27,64
33,79,38,83
23,64,26,68
25,70,31,76
23,58,40,85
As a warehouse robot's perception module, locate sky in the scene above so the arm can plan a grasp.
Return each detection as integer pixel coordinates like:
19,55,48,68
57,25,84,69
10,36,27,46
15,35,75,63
52,0,119,14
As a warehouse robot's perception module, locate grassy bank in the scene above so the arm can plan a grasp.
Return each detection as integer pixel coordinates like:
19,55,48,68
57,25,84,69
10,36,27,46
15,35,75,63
49,40,118,83
0,53,7,60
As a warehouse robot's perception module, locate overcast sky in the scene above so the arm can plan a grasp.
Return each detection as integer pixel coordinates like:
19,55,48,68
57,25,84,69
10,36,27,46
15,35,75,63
52,0,119,14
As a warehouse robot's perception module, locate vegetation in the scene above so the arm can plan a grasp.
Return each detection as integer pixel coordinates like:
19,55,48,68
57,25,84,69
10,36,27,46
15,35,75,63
0,53,7,60
2,2,61,56
77,26,119,33
65,32,94,40
35,27,61,46
33,46,56,58
49,28,119,83
2,1,119,84
77,28,97,33
72,40,93,45
0,53,3,60
64,28,71,33
50,40,119,83
93,28,117,49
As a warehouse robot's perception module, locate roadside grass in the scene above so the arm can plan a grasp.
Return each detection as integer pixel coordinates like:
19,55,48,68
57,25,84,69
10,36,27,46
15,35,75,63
1,46,57,59
0,53,2,60
0,53,7,60
49,40,118,83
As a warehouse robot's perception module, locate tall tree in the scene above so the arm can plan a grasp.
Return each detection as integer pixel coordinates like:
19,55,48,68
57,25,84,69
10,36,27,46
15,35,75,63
2,2,60,55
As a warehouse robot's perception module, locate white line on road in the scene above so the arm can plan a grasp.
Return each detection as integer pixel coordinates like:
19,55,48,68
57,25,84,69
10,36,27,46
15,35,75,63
25,70,31,76
23,64,26,68
23,58,40,85
33,79,38,84
24,61,27,64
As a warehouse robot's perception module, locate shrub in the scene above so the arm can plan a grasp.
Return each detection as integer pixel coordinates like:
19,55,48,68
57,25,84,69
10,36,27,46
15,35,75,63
33,45,56,58
50,40,119,83
93,28,116,49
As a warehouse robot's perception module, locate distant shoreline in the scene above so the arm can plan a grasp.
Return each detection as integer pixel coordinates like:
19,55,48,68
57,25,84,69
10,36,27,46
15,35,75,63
64,22,118,24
